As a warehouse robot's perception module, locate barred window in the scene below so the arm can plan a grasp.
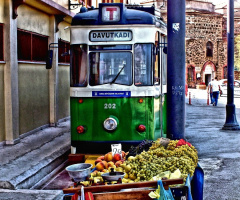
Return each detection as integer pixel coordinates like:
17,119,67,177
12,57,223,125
17,29,48,62
58,39,70,63
0,23,3,61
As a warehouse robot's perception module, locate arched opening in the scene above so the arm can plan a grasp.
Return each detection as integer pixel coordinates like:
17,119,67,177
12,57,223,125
206,41,213,57
202,61,216,86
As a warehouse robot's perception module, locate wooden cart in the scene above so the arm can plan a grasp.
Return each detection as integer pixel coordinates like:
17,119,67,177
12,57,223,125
63,178,186,200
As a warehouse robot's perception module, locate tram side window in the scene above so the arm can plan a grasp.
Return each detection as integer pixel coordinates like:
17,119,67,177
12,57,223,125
161,35,167,86
154,32,160,85
134,44,153,86
70,44,88,87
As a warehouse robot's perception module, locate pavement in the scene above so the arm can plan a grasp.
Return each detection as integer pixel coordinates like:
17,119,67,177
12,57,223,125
0,120,71,200
1,88,240,199
186,89,240,200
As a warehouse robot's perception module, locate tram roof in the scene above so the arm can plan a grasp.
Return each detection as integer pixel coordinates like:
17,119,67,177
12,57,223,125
71,3,162,26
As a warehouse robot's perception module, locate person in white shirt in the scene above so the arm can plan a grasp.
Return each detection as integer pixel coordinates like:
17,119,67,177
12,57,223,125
211,77,221,106
207,79,214,104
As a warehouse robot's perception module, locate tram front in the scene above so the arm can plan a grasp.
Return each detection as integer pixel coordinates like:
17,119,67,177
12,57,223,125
70,3,167,154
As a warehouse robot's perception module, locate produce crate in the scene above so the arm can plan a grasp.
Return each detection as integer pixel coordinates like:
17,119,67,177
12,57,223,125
63,178,185,200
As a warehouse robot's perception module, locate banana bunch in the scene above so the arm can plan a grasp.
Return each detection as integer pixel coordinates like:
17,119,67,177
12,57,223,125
80,181,91,186
148,185,160,199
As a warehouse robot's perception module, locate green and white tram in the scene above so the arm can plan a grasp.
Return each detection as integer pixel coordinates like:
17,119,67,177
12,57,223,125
70,3,167,154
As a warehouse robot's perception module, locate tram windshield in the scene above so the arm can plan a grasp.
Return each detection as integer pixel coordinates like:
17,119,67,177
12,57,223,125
70,44,154,87
89,51,132,86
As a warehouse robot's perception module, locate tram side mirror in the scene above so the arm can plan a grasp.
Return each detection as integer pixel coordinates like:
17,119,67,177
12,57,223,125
163,47,167,54
46,50,53,69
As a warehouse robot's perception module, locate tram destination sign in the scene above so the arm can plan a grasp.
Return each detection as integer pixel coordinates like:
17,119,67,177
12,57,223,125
90,30,132,42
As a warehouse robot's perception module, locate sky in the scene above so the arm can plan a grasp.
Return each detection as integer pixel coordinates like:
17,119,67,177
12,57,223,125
210,0,239,4
128,0,240,5
127,0,240,7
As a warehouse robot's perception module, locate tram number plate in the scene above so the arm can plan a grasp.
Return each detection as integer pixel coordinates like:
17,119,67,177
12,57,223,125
104,103,116,109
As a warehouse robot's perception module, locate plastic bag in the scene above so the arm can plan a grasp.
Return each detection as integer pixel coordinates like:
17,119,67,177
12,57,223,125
157,180,175,200
81,186,85,200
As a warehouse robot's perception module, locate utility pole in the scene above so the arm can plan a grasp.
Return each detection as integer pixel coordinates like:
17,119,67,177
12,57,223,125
167,0,186,139
223,0,240,130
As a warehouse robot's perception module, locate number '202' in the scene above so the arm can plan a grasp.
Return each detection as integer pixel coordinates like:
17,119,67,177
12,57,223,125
104,103,116,109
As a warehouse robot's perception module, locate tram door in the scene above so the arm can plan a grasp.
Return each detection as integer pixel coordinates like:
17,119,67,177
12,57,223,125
159,32,167,137
153,31,167,138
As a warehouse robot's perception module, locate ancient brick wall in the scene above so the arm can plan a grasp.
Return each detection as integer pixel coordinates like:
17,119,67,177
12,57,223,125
162,11,227,86
186,13,226,84
185,14,222,40
161,1,240,85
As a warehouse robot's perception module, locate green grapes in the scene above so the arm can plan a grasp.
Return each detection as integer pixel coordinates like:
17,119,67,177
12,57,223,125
125,139,198,183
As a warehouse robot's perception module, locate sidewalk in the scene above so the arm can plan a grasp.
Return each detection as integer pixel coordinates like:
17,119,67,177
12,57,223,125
1,89,240,199
186,89,240,200
0,120,71,200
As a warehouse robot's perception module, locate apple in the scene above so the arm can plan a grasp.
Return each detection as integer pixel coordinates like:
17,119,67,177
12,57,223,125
97,156,105,160
101,160,108,169
104,152,113,162
95,162,105,171
107,161,115,169
113,153,122,162
95,159,103,165
115,160,123,167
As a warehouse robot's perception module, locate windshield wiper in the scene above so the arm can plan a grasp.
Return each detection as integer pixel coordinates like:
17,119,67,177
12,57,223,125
110,65,126,84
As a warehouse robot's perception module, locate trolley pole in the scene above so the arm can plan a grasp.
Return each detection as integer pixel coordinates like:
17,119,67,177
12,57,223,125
166,0,186,139
223,0,240,130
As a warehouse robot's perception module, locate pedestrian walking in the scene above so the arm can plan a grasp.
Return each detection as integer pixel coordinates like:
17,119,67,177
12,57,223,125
211,77,222,106
207,79,214,104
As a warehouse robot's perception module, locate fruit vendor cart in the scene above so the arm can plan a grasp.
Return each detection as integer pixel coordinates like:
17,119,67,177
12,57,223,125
63,179,185,200
62,139,204,200
62,168,203,200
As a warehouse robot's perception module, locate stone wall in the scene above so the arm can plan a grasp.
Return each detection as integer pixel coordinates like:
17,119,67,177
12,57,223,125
186,13,227,85
162,10,227,87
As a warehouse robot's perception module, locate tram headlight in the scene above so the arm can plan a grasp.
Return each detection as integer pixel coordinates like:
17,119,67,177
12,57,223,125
137,125,146,132
76,125,85,134
103,117,118,131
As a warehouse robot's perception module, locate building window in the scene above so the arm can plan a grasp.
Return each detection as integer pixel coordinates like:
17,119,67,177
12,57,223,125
17,29,48,62
206,41,213,57
86,0,92,7
80,0,92,7
0,23,3,61
58,39,70,63
188,67,193,82
187,65,195,82
224,66,227,79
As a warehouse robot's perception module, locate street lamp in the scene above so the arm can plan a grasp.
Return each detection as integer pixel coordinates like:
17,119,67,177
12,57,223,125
167,0,186,139
222,0,240,130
